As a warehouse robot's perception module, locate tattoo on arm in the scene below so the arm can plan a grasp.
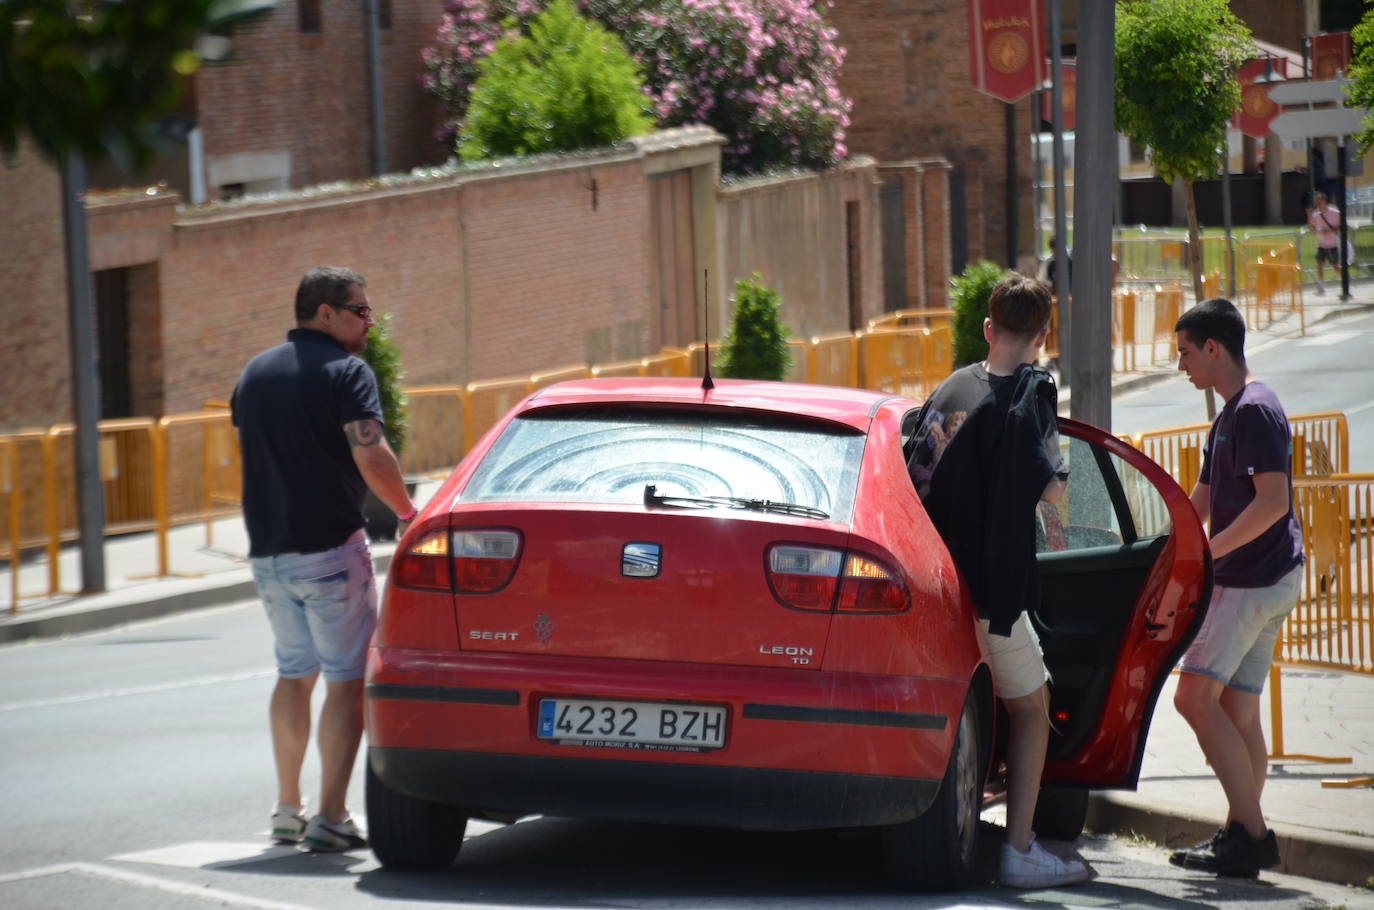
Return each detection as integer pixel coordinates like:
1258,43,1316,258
345,419,383,448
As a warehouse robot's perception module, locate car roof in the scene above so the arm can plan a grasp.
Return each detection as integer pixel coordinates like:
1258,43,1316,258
524,378,905,431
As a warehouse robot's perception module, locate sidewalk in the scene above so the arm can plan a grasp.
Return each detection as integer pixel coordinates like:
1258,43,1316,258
2,288,1372,888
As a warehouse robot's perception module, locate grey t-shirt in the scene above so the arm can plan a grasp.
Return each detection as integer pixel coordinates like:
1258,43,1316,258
908,362,1064,497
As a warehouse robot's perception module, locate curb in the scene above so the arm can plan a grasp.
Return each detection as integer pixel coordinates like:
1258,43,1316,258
1088,792,1374,888
0,549,396,645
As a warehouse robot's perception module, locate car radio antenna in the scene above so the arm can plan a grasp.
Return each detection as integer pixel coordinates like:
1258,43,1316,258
700,269,715,391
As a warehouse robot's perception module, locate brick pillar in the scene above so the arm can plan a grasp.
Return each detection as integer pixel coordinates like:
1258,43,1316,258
918,158,953,308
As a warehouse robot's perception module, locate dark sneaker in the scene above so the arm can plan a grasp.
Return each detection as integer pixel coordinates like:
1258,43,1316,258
302,813,367,852
1168,827,1224,867
1174,821,1279,878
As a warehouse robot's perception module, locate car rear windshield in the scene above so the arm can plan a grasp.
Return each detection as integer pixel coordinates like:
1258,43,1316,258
459,406,867,523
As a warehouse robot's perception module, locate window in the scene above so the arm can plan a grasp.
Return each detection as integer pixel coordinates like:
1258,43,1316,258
379,0,392,30
460,407,866,523
1036,436,1171,553
299,0,321,34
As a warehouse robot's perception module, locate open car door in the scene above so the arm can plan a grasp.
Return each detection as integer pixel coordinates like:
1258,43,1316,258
1034,418,1212,789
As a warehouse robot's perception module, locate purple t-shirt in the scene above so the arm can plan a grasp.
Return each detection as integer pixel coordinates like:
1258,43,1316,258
1198,381,1304,587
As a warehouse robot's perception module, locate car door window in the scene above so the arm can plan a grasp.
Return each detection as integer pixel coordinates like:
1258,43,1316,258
1038,436,1171,552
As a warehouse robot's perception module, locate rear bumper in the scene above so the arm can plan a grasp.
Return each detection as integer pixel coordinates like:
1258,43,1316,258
370,746,941,830
366,647,970,830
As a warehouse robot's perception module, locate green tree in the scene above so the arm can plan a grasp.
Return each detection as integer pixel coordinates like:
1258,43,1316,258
459,0,653,161
720,274,792,381
1,0,228,593
949,261,1006,368
361,315,409,454
1349,8,1374,155
1115,0,1251,311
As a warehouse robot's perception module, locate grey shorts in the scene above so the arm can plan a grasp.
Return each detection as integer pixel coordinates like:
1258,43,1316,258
1179,565,1302,694
250,530,378,682
980,613,1051,700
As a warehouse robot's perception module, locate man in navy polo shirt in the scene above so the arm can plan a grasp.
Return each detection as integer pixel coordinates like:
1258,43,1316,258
232,267,416,853
1168,298,1304,879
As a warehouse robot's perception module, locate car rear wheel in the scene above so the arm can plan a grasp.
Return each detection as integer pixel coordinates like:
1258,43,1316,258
881,691,983,890
1032,786,1090,842
366,760,468,870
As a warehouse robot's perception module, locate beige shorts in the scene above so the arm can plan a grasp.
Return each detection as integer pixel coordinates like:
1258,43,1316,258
980,612,1050,700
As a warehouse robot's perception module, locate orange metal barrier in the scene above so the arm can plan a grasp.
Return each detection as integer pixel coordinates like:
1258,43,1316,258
803,332,862,388
1241,259,1305,335
401,386,467,479
867,308,955,331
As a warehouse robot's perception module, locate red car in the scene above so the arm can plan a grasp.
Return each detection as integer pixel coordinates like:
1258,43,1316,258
364,378,1210,889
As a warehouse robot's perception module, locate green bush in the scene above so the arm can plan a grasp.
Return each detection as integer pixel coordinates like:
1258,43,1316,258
721,274,792,381
361,314,408,454
949,260,1007,367
458,0,653,161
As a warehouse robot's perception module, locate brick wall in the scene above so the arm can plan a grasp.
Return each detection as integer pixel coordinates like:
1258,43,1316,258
195,0,448,195
717,161,884,339
829,0,1033,278
0,141,69,429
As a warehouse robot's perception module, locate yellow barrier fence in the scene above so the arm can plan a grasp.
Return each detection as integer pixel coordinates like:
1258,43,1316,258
1240,259,1306,335
4,313,963,611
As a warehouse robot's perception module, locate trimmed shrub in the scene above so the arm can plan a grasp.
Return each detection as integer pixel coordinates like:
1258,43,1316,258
361,314,408,453
949,261,1007,368
720,274,791,381
459,0,653,161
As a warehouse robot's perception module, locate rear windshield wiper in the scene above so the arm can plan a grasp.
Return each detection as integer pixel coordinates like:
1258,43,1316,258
643,483,829,520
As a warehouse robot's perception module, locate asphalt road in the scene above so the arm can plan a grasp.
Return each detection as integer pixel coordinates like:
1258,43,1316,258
3,601,1371,910
1112,308,1374,471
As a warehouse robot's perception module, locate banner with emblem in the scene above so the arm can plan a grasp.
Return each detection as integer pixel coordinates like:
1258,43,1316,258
1234,57,1288,139
1039,61,1076,130
1309,31,1352,81
968,0,1046,103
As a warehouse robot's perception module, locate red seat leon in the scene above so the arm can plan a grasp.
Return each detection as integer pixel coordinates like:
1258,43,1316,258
365,378,1210,889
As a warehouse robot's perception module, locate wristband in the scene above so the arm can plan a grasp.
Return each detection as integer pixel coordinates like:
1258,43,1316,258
396,502,418,522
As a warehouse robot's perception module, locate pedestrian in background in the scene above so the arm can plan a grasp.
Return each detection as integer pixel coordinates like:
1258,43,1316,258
1306,192,1342,295
231,266,418,852
1170,297,1304,878
907,274,1089,889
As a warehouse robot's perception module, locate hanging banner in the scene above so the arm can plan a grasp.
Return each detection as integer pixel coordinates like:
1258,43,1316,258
1310,31,1352,81
1234,57,1287,139
968,0,1046,103
1040,61,1076,130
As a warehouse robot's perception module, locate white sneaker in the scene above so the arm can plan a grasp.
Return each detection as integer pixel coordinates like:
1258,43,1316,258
1000,834,1092,888
270,803,307,844
302,813,367,852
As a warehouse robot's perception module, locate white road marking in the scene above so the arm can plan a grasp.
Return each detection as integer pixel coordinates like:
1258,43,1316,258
111,841,303,869
0,668,274,713
0,862,319,909
1346,398,1374,417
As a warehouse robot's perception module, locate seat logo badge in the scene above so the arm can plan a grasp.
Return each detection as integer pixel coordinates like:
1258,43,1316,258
533,613,555,645
622,542,661,578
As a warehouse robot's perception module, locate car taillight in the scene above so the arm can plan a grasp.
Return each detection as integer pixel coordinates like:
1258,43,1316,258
766,544,909,613
453,529,521,593
836,552,909,613
391,528,452,592
767,545,842,611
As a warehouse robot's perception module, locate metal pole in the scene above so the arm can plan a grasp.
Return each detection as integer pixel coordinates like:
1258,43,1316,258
1049,0,1070,387
366,0,386,176
1068,0,1113,431
1339,138,1351,300
59,151,107,594
1006,100,1018,268
1033,90,1045,265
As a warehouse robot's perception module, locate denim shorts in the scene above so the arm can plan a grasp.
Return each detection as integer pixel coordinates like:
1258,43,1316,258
250,530,377,683
980,612,1051,700
1179,565,1302,694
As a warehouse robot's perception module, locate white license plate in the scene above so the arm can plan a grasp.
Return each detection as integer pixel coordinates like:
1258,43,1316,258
537,698,727,751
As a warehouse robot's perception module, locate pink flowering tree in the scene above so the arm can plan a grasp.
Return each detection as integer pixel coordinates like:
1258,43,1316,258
420,0,851,174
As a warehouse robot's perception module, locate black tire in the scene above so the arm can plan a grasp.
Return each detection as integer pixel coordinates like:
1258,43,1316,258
881,692,983,891
1032,786,1090,842
366,760,468,870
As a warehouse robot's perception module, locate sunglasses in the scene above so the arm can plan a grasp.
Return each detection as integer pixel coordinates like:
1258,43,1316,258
336,303,373,320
